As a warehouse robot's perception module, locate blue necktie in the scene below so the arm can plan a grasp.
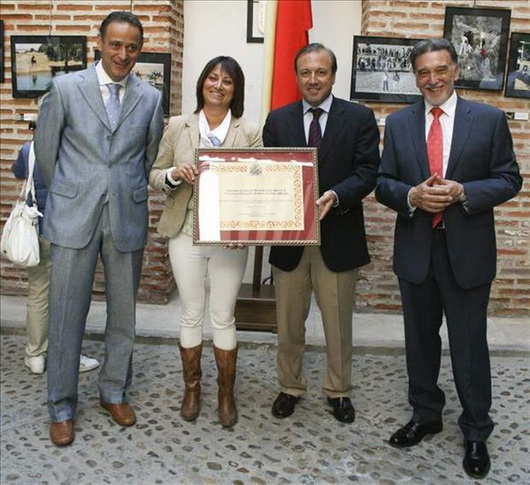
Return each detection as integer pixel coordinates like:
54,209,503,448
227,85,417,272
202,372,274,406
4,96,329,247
106,84,122,129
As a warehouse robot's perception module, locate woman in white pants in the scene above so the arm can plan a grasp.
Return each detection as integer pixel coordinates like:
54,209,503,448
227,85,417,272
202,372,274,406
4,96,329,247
149,56,261,427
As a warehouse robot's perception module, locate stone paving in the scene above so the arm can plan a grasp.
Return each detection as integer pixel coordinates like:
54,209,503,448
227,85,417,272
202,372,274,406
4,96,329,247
0,334,529,485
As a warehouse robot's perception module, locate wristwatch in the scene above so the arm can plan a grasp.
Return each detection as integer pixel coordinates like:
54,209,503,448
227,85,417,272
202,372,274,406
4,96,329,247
459,190,470,210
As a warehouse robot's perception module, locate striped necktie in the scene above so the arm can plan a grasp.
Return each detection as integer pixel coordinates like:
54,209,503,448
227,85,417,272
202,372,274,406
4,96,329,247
307,107,323,147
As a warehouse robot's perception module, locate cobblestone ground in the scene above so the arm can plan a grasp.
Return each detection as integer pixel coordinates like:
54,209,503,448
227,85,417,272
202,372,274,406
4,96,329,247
1,335,528,485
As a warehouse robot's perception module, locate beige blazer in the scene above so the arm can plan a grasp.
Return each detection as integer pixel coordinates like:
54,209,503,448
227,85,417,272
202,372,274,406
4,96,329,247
149,112,262,238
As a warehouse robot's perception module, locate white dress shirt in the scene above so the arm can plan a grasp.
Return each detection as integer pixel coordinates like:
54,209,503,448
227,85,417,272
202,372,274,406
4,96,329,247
301,94,338,206
198,109,231,147
407,91,458,212
424,90,457,176
95,60,128,104
302,94,333,142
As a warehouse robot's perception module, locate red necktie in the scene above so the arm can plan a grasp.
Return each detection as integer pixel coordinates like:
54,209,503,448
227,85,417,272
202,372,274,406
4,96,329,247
427,107,443,228
308,108,323,147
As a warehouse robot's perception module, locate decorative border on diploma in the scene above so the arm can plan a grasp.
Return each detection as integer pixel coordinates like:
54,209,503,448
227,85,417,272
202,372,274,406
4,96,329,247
193,148,320,246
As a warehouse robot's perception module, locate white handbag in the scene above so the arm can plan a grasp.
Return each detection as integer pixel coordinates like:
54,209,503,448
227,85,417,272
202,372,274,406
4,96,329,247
1,142,42,267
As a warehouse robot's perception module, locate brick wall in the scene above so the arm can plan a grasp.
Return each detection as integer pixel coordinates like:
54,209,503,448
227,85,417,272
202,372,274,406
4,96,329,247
358,0,529,316
0,0,183,303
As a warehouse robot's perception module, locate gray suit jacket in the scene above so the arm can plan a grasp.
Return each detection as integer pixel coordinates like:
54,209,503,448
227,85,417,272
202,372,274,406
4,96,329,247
35,65,164,252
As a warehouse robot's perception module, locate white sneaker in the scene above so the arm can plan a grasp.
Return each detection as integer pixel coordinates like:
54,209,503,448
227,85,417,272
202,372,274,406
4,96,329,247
25,355,45,374
79,354,100,373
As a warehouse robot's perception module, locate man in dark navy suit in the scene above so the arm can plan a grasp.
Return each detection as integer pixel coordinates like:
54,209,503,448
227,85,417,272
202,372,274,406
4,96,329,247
376,38,522,479
263,43,380,424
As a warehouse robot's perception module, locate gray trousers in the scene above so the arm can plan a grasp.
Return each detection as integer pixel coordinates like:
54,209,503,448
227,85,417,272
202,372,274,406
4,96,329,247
47,206,143,422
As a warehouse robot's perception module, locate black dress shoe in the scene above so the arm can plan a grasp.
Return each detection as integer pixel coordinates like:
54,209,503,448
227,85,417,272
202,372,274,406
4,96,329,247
272,392,299,418
463,440,490,479
327,397,355,423
389,420,443,448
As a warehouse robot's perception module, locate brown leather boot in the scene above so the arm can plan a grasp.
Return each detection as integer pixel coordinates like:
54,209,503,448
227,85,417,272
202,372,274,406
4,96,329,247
179,344,202,421
214,345,238,427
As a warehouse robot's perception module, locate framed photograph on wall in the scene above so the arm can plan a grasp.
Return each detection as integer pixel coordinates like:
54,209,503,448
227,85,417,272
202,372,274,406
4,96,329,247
95,50,171,116
247,0,264,43
11,35,87,98
350,36,422,104
443,7,511,91
504,32,530,99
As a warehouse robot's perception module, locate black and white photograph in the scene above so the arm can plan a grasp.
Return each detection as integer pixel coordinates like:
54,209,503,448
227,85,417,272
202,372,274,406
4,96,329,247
95,50,171,116
505,32,530,99
350,36,421,104
0,20,5,84
443,7,511,91
11,35,87,98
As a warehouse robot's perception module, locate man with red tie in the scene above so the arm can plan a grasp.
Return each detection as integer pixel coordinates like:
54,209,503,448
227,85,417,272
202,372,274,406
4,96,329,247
376,38,522,479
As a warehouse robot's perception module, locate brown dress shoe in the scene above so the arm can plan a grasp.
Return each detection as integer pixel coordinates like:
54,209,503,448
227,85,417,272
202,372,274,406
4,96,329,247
50,419,75,446
100,401,137,426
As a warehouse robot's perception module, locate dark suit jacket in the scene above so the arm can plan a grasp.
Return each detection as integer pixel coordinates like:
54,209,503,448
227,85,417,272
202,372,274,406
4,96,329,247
376,96,522,289
35,66,164,252
263,96,380,272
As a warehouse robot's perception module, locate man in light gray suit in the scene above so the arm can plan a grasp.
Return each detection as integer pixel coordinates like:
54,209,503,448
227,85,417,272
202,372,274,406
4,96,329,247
34,11,164,446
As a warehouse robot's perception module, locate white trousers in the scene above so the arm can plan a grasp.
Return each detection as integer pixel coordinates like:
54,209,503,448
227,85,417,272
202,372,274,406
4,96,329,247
168,233,248,350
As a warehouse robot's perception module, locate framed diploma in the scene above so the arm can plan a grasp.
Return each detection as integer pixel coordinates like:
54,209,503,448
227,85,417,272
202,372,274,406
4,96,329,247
193,148,320,245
